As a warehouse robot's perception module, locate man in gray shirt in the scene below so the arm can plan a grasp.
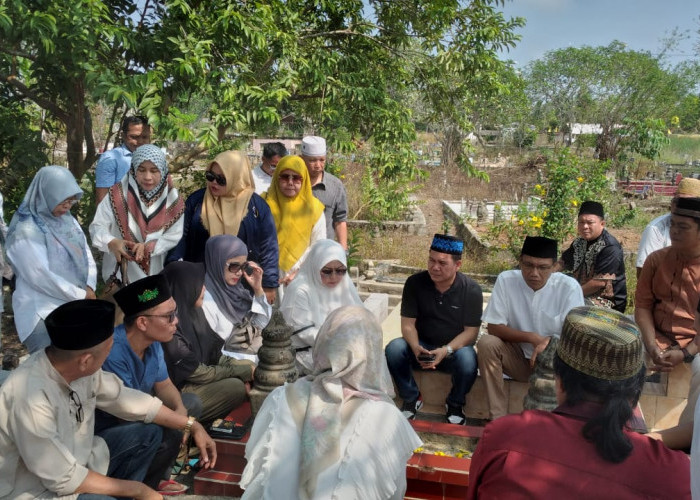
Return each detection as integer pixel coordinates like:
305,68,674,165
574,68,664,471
302,136,348,250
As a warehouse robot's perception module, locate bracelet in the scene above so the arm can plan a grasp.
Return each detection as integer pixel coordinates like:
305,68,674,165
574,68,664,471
183,415,196,434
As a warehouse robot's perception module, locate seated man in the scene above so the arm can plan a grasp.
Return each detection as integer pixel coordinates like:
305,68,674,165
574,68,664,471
560,201,627,312
385,234,482,425
636,177,700,277
478,236,584,420
468,306,690,499
636,197,700,372
96,275,201,495
0,299,215,499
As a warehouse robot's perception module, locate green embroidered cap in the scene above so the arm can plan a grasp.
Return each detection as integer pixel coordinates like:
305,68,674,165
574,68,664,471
114,275,171,319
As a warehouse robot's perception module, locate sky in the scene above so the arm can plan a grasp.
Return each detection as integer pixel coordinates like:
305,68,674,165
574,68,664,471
498,0,700,67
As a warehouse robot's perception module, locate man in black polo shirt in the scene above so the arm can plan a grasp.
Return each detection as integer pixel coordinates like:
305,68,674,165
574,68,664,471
385,234,483,425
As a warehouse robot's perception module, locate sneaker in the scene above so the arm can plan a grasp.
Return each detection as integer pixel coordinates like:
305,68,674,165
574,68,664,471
445,404,466,425
401,395,423,420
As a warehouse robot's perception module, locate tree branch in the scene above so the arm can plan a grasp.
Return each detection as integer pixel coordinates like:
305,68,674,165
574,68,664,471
0,72,69,122
0,45,37,61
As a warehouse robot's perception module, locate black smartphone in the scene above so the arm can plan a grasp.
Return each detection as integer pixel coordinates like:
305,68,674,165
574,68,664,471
417,353,436,363
244,263,254,276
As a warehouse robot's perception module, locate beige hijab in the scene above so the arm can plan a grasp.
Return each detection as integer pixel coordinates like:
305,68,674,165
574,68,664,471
201,150,255,236
285,306,395,499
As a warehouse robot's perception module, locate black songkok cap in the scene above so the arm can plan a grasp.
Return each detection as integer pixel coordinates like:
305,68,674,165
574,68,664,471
114,275,172,319
430,234,464,256
46,299,115,350
521,236,558,260
672,197,700,219
578,201,605,219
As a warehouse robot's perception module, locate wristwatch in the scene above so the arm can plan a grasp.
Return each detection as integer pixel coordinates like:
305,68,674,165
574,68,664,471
682,347,696,364
444,345,454,357
183,415,196,433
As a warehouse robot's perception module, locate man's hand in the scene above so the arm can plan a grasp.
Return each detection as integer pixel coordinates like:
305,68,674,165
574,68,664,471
135,485,163,500
190,421,217,469
647,345,676,372
84,286,97,300
530,335,551,368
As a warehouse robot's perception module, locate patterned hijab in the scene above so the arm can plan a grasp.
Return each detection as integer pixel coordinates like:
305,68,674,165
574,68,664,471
280,239,362,328
285,306,395,499
6,166,89,287
204,234,253,325
108,144,184,274
262,155,324,271
201,150,255,237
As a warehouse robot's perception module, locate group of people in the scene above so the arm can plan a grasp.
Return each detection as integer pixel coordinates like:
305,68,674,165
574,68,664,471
1,114,700,497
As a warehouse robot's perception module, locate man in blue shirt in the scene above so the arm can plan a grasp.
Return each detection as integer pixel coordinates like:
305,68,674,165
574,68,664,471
97,275,200,495
95,116,151,204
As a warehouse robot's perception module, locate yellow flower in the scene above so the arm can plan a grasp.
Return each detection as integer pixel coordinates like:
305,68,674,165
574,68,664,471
434,451,446,456
518,219,524,226
571,200,578,207
577,176,584,183
414,447,424,453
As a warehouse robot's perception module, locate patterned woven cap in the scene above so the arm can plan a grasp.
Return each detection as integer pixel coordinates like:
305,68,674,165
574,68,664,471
430,234,464,256
677,178,700,197
557,306,643,381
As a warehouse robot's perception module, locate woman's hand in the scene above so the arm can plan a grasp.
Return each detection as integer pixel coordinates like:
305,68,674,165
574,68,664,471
84,286,96,300
243,261,265,297
129,242,148,262
279,269,298,286
107,239,132,262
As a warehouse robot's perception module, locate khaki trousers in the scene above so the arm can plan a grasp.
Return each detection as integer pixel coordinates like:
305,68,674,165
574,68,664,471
181,377,248,423
477,334,533,420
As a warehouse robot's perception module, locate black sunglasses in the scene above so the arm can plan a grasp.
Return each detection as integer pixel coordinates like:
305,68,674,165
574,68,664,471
227,261,251,274
205,171,227,186
320,267,347,276
69,389,84,424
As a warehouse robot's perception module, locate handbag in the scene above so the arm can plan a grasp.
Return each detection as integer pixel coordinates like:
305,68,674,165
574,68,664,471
99,260,129,325
223,315,262,354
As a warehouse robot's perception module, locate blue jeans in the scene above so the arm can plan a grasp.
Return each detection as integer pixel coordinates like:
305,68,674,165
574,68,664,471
385,337,477,407
98,422,162,484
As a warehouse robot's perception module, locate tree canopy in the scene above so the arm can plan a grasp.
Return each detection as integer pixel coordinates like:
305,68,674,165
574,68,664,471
0,0,523,218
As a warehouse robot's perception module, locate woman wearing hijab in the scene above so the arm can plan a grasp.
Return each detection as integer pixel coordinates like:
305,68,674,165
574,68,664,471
202,234,271,363
241,306,422,500
161,261,256,422
280,239,363,375
262,155,326,287
167,150,279,303
90,144,184,282
6,166,97,353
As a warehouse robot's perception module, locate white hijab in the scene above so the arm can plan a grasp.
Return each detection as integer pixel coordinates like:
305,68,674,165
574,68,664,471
280,239,362,330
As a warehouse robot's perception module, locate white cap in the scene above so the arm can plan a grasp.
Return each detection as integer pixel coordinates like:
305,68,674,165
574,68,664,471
301,136,326,156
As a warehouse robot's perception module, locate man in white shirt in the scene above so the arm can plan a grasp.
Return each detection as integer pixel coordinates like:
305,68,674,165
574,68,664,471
252,142,287,195
0,299,216,499
636,177,700,277
477,236,584,420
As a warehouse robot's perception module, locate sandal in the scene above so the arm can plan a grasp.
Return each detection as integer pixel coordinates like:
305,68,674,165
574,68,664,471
157,479,188,496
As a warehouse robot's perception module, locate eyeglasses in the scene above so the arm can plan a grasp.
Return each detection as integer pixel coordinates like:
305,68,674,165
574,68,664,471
320,267,347,277
58,197,79,207
227,261,249,274
520,261,554,272
141,308,178,323
279,173,303,184
68,389,84,424
205,171,227,186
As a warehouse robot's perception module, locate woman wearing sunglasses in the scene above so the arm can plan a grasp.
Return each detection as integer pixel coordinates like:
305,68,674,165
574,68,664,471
202,234,271,363
6,166,97,353
280,239,362,375
262,155,326,290
167,150,280,304
90,144,184,282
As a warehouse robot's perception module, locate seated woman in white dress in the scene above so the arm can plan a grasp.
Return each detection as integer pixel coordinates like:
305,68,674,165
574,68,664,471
280,239,362,375
90,144,184,282
241,305,422,500
202,234,271,363
6,166,97,353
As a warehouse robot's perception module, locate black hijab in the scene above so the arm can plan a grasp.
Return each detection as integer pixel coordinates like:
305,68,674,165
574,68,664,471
160,261,224,388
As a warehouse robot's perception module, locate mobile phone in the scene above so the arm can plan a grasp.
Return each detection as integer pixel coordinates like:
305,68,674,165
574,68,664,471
244,263,254,276
417,353,436,363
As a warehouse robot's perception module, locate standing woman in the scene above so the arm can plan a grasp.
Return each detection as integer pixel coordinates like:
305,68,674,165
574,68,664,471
202,235,272,362
90,144,184,282
262,155,326,287
280,239,363,374
6,166,97,353
166,150,279,304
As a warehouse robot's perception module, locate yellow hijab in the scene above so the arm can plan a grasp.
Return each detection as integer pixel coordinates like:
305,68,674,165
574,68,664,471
263,155,324,272
201,151,255,237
